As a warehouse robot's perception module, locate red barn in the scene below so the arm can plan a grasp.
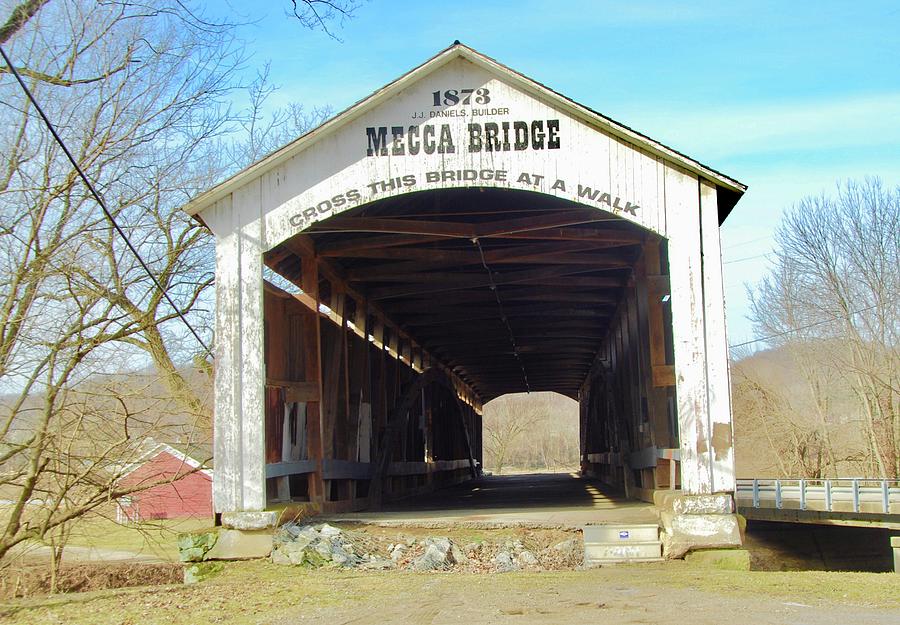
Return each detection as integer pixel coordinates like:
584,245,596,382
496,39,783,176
117,444,212,522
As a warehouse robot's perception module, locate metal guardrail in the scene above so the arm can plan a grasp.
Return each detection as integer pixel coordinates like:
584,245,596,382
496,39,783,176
736,478,900,515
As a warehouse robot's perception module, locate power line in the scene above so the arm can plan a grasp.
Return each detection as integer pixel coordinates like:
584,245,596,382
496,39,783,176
722,235,772,251
0,43,213,359
724,252,770,265
472,237,530,393
728,301,885,350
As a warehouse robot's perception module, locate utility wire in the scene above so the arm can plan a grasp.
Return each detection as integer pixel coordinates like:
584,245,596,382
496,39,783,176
0,43,214,359
724,252,769,265
728,301,885,350
472,237,530,393
722,235,772,251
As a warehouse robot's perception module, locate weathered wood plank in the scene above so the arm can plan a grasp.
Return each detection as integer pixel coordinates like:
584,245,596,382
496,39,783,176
236,179,267,511
210,195,240,513
319,208,627,241
267,379,320,402
301,256,325,503
265,460,318,479
344,252,632,280
652,365,676,387
700,181,735,493
323,240,636,261
665,165,712,495
369,272,622,300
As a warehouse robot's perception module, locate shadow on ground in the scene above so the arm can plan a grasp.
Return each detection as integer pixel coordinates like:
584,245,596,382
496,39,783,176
331,472,658,527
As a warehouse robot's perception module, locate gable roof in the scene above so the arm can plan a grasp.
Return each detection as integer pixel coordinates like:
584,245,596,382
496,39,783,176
184,42,746,221
118,441,213,480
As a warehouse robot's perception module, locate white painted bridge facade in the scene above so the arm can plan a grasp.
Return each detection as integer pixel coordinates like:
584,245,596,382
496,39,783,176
184,43,747,556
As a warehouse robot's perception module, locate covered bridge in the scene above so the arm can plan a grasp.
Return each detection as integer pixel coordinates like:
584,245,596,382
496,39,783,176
184,43,746,539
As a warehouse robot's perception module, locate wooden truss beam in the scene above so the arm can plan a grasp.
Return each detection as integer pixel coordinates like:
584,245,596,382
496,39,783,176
344,252,633,280
317,208,616,239
368,268,623,300
321,239,637,260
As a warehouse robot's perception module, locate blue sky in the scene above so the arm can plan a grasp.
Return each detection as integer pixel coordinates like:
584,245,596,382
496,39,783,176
214,1,900,346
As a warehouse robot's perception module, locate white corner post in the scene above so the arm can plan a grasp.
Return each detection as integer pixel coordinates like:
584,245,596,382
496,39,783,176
699,180,736,494
206,181,267,514
665,166,736,496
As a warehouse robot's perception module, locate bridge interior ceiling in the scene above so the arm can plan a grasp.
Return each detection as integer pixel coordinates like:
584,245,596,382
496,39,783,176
265,188,652,402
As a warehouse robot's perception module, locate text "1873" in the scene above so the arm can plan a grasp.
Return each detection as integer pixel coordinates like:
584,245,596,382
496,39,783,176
432,88,491,106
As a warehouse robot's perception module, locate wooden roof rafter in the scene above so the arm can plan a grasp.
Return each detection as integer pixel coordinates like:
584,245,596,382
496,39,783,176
264,188,656,401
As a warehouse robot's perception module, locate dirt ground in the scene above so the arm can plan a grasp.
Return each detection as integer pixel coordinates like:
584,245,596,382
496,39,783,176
274,568,900,625
3,560,898,625
3,476,898,623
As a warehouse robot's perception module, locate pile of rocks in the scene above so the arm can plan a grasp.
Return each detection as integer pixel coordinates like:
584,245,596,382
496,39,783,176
270,522,584,573
404,537,468,571
271,523,394,569
493,539,539,572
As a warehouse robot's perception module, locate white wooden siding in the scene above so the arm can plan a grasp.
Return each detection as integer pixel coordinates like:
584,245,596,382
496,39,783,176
199,52,740,510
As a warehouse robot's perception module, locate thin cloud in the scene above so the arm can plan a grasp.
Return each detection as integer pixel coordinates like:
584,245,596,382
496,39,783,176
631,92,900,161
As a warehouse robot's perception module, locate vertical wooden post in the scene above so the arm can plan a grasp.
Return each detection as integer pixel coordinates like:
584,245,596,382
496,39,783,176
208,185,266,513
339,293,351,463
699,181,736,494
302,256,325,504
321,287,345,464
665,165,713,495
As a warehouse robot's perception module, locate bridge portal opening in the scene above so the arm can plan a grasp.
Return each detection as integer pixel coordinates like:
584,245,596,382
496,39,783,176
257,188,678,513
480,391,579,476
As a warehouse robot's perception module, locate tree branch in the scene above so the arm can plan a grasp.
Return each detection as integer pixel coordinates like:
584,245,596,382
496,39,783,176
0,0,49,45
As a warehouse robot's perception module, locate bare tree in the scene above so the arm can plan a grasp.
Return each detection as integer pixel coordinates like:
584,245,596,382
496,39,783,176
482,392,578,474
731,351,854,478
0,0,364,572
288,0,362,39
225,64,333,167
0,0,242,566
748,178,899,478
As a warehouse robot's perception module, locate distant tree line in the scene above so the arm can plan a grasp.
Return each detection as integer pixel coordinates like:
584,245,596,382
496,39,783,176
734,179,899,480
482,392,579,474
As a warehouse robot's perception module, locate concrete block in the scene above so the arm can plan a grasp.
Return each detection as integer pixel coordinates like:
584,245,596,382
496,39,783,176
892,536,900,573
736,513,747,541
583,524,659,543
653,490,679,511
672,494,734,515
653,491,733,515
221,510,278,530
205,529,273,560
685,549,751,571
660,512,742,559
177,531,218,562
585,542,663,563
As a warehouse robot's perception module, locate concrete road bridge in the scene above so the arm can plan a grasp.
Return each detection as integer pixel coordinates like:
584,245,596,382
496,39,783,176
186,42,754,557
737,478,900,529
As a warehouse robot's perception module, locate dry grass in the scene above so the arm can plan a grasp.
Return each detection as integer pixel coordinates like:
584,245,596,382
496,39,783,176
0,562,182,600
57,516,213,561
2,559,898,625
